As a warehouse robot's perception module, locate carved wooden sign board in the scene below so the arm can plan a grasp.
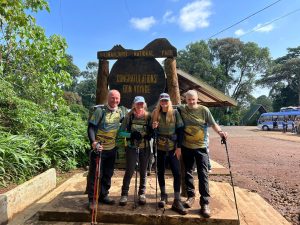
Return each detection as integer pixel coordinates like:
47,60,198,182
98,38,177,108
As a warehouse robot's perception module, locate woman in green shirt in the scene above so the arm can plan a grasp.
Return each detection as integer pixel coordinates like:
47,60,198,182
152,93,187,215
118,96,152,206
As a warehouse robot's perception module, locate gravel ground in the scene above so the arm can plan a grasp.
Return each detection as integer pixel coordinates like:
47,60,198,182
209,126,300,225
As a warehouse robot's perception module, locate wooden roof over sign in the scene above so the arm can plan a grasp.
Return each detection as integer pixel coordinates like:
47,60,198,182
177,69,237,107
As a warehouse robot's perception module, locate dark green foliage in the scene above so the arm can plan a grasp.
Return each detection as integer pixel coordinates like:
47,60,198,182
272,85,298,111
0,0,90,188
0,80,89,187
76,79,97,109
63,91,83,105
75,62,98,109
255,95,273,112
258,46,300,105
69,104,89,121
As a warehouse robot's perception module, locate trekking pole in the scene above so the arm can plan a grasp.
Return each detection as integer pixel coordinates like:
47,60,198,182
153,128,158,210
221,138,240,225
133,140,141,209
91,142,102,225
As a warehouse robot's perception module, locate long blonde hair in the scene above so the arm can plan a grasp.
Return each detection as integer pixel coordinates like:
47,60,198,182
151,99,175,124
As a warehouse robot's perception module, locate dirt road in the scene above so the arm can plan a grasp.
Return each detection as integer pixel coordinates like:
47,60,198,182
209,126,299,225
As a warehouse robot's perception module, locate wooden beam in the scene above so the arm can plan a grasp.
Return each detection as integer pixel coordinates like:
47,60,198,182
96,60,109,104
165,58,181,105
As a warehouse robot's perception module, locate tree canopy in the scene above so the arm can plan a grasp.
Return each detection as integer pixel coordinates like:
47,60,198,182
0,0,72,107
177,38,271,107
258,46,300,105
0,0,89,187
75,62,98,109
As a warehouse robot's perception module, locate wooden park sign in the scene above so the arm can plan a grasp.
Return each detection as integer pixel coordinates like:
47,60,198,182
96,38,181,108
109,57,166,108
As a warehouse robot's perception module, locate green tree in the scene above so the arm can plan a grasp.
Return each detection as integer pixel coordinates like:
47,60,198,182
255,95,273,112
209,38,271,105
177,41,215,84
272,85,298,111
258,46,300,105
177,38,271,107
61,54,81,92
75,62,98,109
0,0,71,106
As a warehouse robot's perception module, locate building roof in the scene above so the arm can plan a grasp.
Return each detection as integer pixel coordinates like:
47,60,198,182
240,104,267,125
177,69,237,107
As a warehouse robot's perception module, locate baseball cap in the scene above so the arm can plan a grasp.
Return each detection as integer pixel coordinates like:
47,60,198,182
133,96,145,103
159,93,170,101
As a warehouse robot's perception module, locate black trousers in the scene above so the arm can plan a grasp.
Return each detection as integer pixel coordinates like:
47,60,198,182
88,147,117,201
121,146,151,196
181,146,210,205
157,149,181,193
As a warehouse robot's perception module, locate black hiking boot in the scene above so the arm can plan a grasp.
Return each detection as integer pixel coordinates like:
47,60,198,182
99,196,115,205
158,193,168,208
172,199,188,215
200,204,211,218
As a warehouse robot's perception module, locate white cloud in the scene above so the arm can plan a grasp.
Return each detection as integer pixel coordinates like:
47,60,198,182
234,23,274,37
235,29,246,36
163,10,176,23
130,17,157,31
179,0,212,32
253,23,274,32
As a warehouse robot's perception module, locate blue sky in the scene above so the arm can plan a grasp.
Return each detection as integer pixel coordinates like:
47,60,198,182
35,0,300,96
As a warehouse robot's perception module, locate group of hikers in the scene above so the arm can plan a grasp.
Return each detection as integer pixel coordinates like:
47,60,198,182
87,89,227,218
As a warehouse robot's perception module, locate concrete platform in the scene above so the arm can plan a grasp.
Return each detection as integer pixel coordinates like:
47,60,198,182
34,176,237,225
11,172,290,225
0,168,56,225
210,160,230,175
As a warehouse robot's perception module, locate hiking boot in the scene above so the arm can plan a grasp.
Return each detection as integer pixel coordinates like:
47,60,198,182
172,199,188,215
138,194,146,205
200,204,211,218
184,197,195,208
99,196,115,205
119,195,128,206
158,193,168,208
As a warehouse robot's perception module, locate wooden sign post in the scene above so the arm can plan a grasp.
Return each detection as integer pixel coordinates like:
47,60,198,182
96,38,180,108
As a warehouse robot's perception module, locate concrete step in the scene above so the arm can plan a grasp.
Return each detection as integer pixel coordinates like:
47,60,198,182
12,172,290,225
34,176,238,225
27,222,134,225
217,182,291,225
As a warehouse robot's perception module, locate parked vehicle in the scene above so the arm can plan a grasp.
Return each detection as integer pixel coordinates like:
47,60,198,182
295,115,300,134
257,111,300,131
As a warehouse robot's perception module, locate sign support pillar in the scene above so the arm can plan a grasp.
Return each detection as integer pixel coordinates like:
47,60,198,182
96,59,109,105
165,57,187,197
165,57,181,105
